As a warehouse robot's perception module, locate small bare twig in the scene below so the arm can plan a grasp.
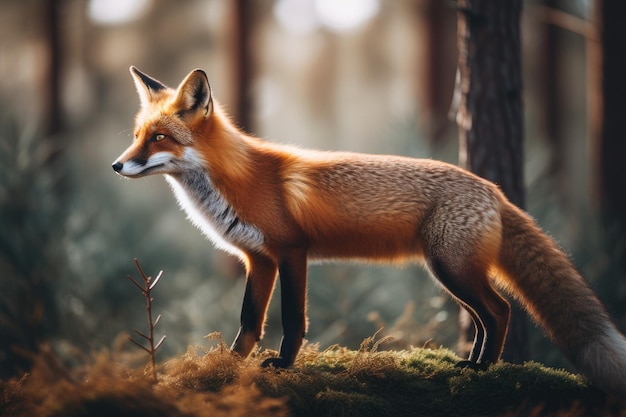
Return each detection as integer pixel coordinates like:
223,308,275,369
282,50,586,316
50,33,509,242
127,258,166,381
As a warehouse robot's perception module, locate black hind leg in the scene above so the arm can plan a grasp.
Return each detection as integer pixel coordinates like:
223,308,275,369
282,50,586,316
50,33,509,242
428,258,511,367
455,304,487,370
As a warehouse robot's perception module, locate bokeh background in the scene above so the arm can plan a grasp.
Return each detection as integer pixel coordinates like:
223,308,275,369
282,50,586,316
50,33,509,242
1,0,624,378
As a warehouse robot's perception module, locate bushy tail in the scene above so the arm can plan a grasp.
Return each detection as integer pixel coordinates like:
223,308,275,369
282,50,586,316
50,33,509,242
497,200,626,395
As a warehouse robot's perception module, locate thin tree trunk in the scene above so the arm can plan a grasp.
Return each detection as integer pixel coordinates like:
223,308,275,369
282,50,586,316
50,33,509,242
234,0,254,134
416,0,456,145
43,0,63,140
541,0,564,180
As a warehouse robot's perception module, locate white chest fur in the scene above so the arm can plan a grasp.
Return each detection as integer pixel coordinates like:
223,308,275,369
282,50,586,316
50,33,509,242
165,169,265,258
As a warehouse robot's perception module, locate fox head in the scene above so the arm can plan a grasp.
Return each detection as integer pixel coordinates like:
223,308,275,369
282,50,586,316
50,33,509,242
112,67,213,178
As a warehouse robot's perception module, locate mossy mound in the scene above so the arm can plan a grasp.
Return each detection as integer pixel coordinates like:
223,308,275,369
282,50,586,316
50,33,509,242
2,338,623,417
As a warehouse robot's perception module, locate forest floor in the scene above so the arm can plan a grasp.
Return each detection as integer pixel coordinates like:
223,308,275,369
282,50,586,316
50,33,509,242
2,335,625,417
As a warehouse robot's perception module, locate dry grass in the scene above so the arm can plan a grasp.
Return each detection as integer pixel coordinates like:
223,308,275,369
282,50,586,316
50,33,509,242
2,335,625,417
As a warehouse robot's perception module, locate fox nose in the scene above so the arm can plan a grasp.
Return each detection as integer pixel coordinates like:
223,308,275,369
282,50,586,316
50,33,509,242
112,161,123,172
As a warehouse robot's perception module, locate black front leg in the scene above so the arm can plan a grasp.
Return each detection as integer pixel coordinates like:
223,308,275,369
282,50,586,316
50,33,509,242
231,254,278,359
261,250,308,368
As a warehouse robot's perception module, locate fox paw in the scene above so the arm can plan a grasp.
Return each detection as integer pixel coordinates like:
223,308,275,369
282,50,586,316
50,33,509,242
261,357,292,369
455,360,488,371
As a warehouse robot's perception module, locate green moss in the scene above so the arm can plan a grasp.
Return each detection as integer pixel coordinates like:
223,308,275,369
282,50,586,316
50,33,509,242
1,342,622,417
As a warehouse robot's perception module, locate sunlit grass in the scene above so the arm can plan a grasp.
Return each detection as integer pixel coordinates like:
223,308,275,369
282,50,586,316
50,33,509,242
2,335,621,417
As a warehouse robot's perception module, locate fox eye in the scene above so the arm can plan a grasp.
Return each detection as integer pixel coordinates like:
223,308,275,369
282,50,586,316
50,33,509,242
153,134,166,142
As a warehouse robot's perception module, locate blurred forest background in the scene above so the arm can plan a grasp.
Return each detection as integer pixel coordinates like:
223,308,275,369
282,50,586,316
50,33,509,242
1,0,625,379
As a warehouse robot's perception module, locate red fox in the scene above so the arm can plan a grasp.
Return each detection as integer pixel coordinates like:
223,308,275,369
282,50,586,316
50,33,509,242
113,67,626,394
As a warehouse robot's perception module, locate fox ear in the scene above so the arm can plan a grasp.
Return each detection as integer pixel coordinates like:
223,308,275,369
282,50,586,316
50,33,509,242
130,66,167,108
173,69,212,117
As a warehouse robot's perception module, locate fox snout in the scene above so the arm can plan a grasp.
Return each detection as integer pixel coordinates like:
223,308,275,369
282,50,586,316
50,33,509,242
111,159,149,174
111,151,175,178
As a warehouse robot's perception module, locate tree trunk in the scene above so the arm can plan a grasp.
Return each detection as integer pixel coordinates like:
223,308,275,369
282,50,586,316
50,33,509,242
454,0,529,363
590,0,626,324
595,0,626,223
541,0,564,180
41,0,63,140
233,0,254,134
415,0,457,145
